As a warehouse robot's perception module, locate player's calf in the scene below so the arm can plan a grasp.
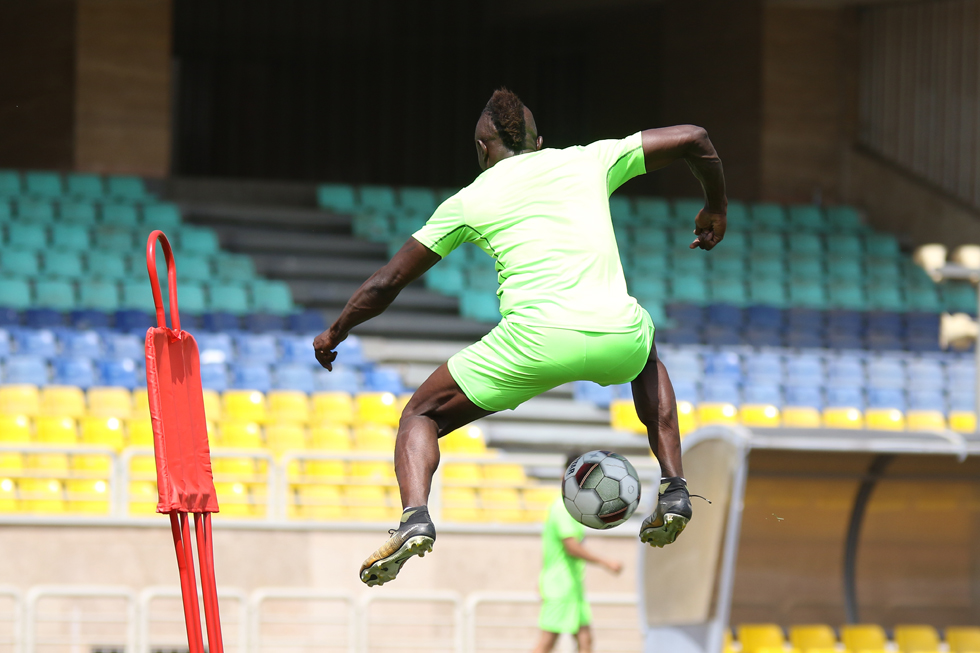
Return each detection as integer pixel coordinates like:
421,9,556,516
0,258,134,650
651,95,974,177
359,506,436,587
639,477,692,548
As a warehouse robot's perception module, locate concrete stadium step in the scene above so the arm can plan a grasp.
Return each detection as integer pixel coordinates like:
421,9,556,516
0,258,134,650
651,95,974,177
205,224,385,257
483,422,650,456
247,253,380,281
487,396,609,424
181,202,351,233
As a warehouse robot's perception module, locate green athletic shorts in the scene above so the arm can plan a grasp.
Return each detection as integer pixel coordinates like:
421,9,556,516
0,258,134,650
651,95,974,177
448,309,654,412
538,595,592,634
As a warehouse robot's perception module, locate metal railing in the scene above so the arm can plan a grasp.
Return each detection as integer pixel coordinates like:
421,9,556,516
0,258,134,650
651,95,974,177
24,586,136,653
247,589,356,653
137,586,247,653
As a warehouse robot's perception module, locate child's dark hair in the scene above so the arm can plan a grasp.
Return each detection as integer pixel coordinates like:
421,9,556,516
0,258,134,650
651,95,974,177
483,88,526,153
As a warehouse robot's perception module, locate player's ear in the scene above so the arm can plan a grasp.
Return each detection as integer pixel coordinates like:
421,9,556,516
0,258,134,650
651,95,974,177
536,135,544,150
475,139,490,170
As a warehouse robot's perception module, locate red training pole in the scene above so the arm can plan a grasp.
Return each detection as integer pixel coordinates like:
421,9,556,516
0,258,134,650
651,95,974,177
170,513,205,653
195,512,225,653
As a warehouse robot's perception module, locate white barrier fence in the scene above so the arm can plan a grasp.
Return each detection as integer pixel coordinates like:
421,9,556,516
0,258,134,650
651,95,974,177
0,586,638,653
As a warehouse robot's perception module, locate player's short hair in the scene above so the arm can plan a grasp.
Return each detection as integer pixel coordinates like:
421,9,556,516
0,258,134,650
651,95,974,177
483,88,526,153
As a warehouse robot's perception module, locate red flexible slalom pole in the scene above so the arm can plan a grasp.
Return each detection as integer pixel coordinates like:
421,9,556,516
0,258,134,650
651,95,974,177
144,230,223,653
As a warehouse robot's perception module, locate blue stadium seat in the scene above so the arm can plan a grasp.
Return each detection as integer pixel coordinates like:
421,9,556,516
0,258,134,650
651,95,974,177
866,311,902,336
826,357,865,387
0,171,22,197
785,308,824,334
907,389,945,411
274,364,316,393
657,349,702,383
743,383,782,406
12,329,56,359
706,304,743,328
744,353,782,384
201,312,240,332
905,359,944,390
867,358,906,389
0,329,9,359
784,385,822,408
246,313,285,332
197,333,234,365
98,358,139,389
948,390,975,412
784,355,824,386
235,333,278,365
106,176,149,200
826,386,864,408
103,333,143,360
17,199,56,222
701,378,740,404
826,309,863,333
359,185,397,213
4,355,48,385
743,326,781,347
670,378,699,404
66,174,103,199
867,387,905,410
59,331,102,359
54,357,97,388
703,325,741,346
200,363,229,392
703,352,742,381
317,184,357,212
231,362,272,392
23,309,62,329
24,172,62,198
114,310,154,332
313,364,360,393
363,366,405,394
279,335,314,366
573,381,614,408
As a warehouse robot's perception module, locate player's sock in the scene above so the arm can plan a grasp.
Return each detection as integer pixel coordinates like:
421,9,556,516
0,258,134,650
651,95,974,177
359,506,436,587
639,477,692,548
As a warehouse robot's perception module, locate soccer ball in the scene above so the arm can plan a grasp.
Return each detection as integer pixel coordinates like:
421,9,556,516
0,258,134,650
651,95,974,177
562,450,641,530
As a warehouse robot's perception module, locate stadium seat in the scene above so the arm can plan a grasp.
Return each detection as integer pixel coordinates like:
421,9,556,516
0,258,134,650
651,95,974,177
128,480,158,515
781,406,821,427
0,385,41,416
441,425,488,455
841,625,888,653
311,392,355,425
0,278,32,310
0,478,19,512
739,403,780,427
697,402,738,425
482,463,527,486
98,359,139,390
142,202,182,230
1,250,40,277
309,424,352,451
317,183,357,212
737,624,786,653
789,625,837,652
865,407,905,430
442,487,482,523
265,423,307,458
0,170,22,197
343,484,393,521
16,199,57,224
87,387,133,419
294,483,345,520
223,390,267,423
522,487,557,522
101,203,139,227
5,356,49,386
894,625,940,653
823,407,863,428
947,627,980,653
231,363,272,392
93,227,134,251
40,385,87,417
106,175,149,200
80,415,126,449
43,250,84,278
209,283,250,315
65,479,111,514
214,252,255,282
20,479,65,514
24,172,62,198
352,424,395,452
355,392,401,426
268,390,310,424
442,462,482,485
826,206,863,231
66,173,104,199
479,487,524,523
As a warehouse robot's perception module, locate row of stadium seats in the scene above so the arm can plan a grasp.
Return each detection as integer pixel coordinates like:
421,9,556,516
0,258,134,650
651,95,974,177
0,199,178,228
1,221,213,252
0,170,152,201
727,622,980,653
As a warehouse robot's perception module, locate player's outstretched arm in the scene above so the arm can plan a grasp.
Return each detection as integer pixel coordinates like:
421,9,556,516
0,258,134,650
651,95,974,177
641,125,727,250
561,538,623,575
313,238,440,369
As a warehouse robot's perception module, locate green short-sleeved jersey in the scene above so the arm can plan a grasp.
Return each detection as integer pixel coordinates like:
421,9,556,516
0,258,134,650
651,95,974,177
413,133,647,332
539,496,586,600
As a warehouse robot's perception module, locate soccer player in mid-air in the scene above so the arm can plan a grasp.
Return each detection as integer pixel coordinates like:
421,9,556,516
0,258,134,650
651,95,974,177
314,88,727,587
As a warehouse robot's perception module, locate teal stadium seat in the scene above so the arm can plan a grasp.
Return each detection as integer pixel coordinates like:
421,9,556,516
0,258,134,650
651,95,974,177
87,251,127,280
106,176,148,200
906,285,941,312
352,213,391,242
865,233,900,257
828,282,866,310
789,280,827,309
460,292,500,323
0,202,10,222
672,198,704,221
0,171,21,197
630,278,667,303
24,172,62,198
633,251,669,276
176,254,212,283
672,252,707,276
359,185,397,213
93,227,133,251
393,213,426,238
101,203,139,228
709,278,747,305
7,223,47,249
867,284,906,311
718,231,747,250
711,256,744,276
634,198,670,224
827,256,863,281
826,234,863,256
634,227,669,251
750,203,788,230
788,234,822,256
465,267,499,292
317,184,357,212
17,199,55,222
788,205,826,232
748,278,786,307
66,174,104,199
177,282,207,314
608,196,634,223
942,282,976,313
215,253,255,281
748,255,783,276
670,276,708,303
178,227,220,255
1,251,39,277
142,203,182,230
252,280,294,315
0,278,31,309
43,251,83,279
426,266,465,296
750,232,783,251
51,224,91,251
826,206,863,232
60,201,97,225
35,279,76,310
867,259,901,283
788,256,823,280
398,187,438,215
208,283,250,315
78,280,120,311
726,201,749,224
120,281,155,312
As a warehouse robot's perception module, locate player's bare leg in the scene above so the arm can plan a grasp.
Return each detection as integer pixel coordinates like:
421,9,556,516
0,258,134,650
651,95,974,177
575,625,593,652
631,342,692,547
531,630,559,653
359,364,493,586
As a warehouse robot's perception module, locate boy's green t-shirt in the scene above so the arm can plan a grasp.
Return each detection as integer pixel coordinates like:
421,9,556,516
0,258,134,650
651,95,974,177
539,496,586,600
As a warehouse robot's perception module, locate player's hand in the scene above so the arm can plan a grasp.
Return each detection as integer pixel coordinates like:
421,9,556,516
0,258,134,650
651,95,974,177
312,328,344,371
603,560,623,575
689,208,727,251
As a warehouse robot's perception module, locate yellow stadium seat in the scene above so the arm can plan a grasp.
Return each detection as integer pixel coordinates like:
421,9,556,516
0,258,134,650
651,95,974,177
723,629,735,653
0,451,22,473
128,481,158,515
72,436,114,473
268,390,310,424
677,400,697,436
0,415,31,471
355,392,401,426
948,411,976,433
739,404,781,427
947,626,980,653
20,478,65,514
219,421,263,448
40,386,86,418
127,418,154,446
0,385,40,416
293,484,345,520
65,479,110,514
266,423,307,456
522,486,557,522
344,485,393,521
311,392,354,425
309,424,352,450
442,462,482,485
87,387,132,419
80,416,125,449
0,478,19,512
482,463,527,486
353,424,396,451
865,408,906,431
822,407,864,429
479,487,524,523
440,425,488,455
223,390,267,423
131,388,150,419
895,625,940,653
31,416,77,472
782,406,822,428
442,487,482,523
214,481,255,518
697,402,739,425
737,624,786,653
304,458,347,481
610,399,644,433
906,410,946,431
841,624,887,653
790,625,837,652
202,389,222,422
349,459,395,482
